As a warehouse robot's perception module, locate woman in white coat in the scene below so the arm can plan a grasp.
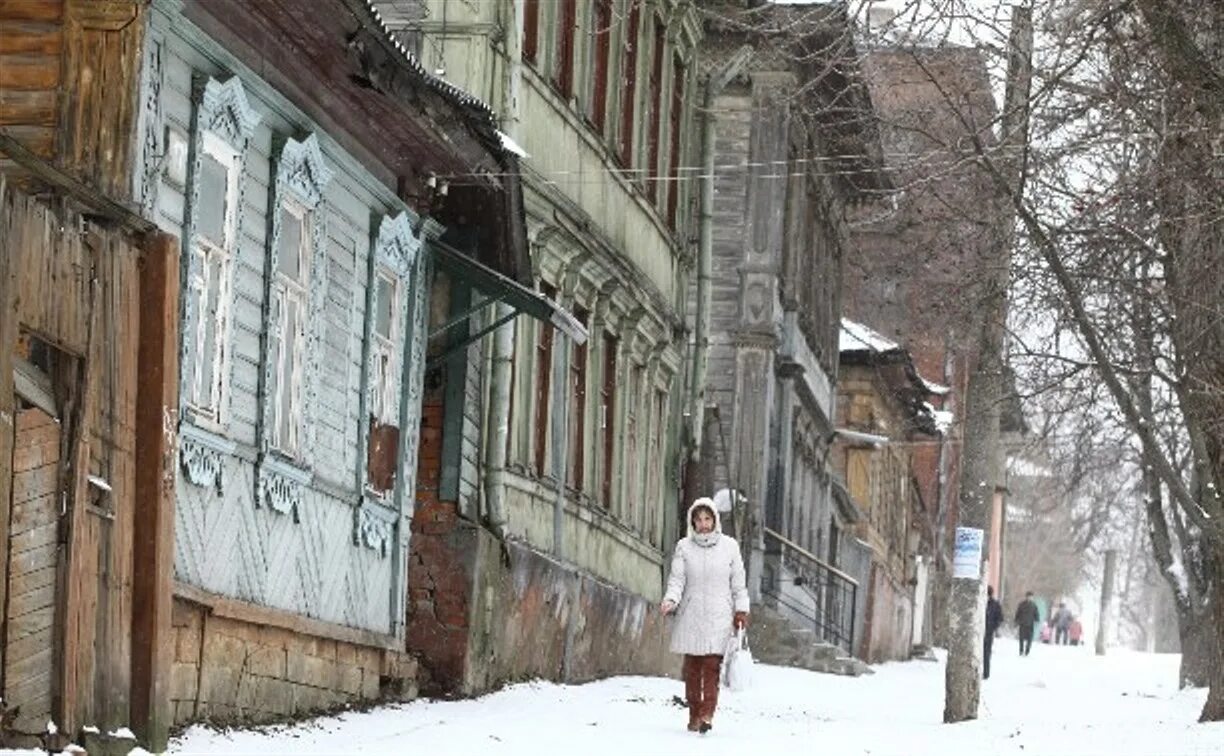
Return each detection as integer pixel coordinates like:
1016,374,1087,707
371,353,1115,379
660,497,750,733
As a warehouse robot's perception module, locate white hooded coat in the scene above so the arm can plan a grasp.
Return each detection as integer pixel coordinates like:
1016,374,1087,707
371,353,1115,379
663,499,750,656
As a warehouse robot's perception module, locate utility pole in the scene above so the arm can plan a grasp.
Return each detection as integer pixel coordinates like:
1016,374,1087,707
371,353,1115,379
943,5,1032,724
1096,549,1118,655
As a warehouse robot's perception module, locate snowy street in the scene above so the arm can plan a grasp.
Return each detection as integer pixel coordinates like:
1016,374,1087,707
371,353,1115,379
159,645,1218,756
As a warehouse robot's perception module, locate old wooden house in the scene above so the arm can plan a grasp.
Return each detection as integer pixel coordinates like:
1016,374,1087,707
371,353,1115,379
835,318,947,663
0,0,177,748
378,0,703,692
124,0,567,734
691,1,887,656
842,43,1006,646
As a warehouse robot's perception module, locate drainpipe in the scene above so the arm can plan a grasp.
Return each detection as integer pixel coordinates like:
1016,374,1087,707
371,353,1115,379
688,46,753,465
483,1,526,535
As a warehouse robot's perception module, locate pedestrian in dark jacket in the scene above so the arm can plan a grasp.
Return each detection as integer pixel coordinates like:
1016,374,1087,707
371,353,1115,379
984,586,1004,679
1015,591,1039,656
1052,603,1073,645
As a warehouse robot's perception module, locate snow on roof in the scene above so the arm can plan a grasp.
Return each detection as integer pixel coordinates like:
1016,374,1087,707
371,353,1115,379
498,130,530,159
839,318,900,354
916,374,950,396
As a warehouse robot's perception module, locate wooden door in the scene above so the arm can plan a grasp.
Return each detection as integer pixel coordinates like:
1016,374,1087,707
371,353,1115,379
4,406,62,734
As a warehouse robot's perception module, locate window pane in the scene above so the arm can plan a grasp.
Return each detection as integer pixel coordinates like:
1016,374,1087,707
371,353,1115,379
375,351,391,420
375,276,395,339
269,327,283,437
198,255,223,408
198,155,228,245
278,209,303,281
278,300,299,448
197,287,216,407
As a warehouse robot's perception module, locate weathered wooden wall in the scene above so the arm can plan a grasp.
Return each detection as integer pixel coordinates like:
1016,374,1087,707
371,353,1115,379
0,0,144,197
0,181,144,738
0,0,65,160
141,6,430,635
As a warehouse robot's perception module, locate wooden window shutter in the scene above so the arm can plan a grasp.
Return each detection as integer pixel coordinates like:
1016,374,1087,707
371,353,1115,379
618,0,641,168
646,19,666,202
524,0,540,63
601,333,618,507
667,54,686,228
555,0,577,98
591,0,613,135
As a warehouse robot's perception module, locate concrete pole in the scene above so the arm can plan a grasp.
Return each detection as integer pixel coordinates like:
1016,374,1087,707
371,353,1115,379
1096,549,1118,655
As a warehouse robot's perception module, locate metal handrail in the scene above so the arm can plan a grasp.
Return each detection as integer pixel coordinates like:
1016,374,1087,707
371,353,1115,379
761,526,859,655
762,526,859,586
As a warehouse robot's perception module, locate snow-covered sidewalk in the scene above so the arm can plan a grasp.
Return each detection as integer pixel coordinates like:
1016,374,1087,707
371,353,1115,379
165,645,1222,754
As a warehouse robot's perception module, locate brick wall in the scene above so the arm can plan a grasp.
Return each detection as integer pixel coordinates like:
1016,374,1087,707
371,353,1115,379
169,600,417,725
405,497,475,693
467,536,679,690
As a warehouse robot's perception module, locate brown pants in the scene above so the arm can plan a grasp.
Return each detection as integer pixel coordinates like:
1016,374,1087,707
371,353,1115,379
682,654,724,725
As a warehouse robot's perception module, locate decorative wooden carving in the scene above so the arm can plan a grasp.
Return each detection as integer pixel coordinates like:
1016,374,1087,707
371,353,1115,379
355,501,398,558
397,254,430,514
197,76,261,151
256,456,311,522
136,36,164,214
261,134,333,470
180,74,260,425
361,213,418,421
373,212,418,278
178,423,236,493
276,133,334,209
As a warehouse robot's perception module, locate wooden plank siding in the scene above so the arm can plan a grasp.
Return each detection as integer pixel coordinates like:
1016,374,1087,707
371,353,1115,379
57,0,144,200
140,12,427,636
1,0,144,193
0,0,63,162
4,408,60,736
0,184,149,739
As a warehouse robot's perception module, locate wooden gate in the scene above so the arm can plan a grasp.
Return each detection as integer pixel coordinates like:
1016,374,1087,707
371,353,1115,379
4,405,62,734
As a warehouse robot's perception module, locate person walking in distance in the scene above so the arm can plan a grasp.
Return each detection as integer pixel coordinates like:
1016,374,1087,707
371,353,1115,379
1069,617,1084,646
1014,591,1039,656
984,586,1004,679
1052,602,1073,645
661,498,750,734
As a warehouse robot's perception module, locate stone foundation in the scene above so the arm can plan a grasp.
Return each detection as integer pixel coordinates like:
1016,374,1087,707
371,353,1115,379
407,511,678,695
169,597,419,725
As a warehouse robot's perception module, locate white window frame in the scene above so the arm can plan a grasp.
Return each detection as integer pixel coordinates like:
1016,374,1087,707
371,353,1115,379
186,132,240,426
369,265,402,426
269,198,312,458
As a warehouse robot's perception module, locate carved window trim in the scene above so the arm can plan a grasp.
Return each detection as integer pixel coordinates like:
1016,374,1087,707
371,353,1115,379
364,213,416,426
354,213,427,555
178,74,260,490
357,214,418,504
256,133,333,516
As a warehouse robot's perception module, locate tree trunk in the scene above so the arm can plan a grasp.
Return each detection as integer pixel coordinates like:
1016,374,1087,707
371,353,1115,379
944,578,984,722
943,6,1032,724
1178,604,1215,688
1199,544,1224,720
1095,550,1117,655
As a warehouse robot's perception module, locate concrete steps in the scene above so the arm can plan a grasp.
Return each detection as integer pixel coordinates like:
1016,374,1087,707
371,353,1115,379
748,605,873,677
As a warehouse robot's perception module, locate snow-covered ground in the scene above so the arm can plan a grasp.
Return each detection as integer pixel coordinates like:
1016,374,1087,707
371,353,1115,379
8,644,1219,755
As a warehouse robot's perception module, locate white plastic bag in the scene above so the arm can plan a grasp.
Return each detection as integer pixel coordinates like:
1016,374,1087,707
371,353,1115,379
722,629,754,691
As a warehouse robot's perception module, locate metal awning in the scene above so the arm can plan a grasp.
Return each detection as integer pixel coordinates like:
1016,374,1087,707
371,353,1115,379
427,241,588,368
